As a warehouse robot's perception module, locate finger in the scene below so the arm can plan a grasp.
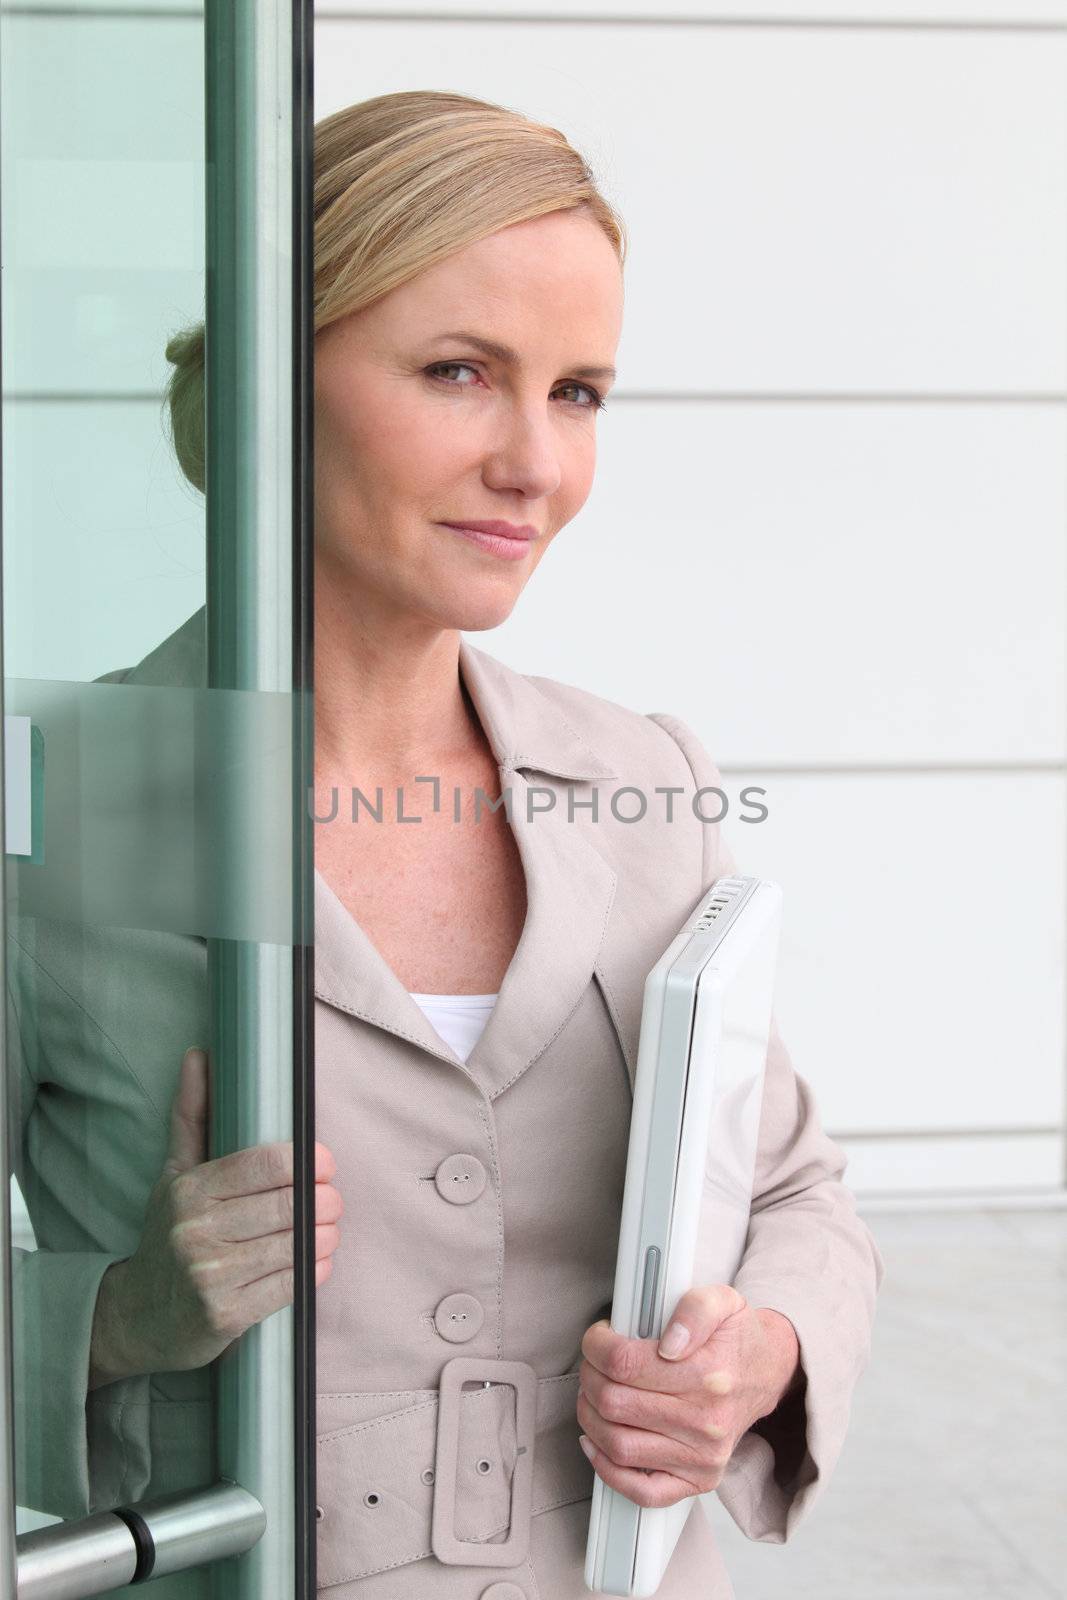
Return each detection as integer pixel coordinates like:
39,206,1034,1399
241,1216,337,1280
209,1180,342,1244
578,1360,728,1451
198,1141,295,1201
215,1252,336,1340
314,1143,337,1182
232,1264,299,1330
189,1220,331,1292
228,1223,340,1289
314,1222,340,1260
210,1186,294,1243
186,1228,294,1293
580,1324,708,1395
577,1431,705,1511
163,1049,210,1177
230,1244,337,1326
658,1285,748,1362
317,1181,344,1223
577,1389,718,1487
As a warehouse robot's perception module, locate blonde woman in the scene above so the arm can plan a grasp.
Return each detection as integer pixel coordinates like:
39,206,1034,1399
12,91,883,1597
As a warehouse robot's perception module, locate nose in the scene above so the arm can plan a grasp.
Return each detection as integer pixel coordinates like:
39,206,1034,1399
480,403,562,502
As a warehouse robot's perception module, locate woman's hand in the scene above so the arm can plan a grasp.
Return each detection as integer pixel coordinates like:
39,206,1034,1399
88,1047,343,1389
576,1285,801,1508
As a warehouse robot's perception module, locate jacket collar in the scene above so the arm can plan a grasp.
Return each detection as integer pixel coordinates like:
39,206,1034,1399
455,634,620,786
120,604,210,689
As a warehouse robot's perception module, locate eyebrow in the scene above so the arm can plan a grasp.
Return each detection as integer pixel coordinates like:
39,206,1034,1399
433,330,616,383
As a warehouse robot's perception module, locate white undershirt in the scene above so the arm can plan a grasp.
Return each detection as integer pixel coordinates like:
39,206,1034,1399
408,992,499,1063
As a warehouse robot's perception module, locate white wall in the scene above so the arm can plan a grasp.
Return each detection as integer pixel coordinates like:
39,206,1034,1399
313,1,1067,1200
3,1,1063,1200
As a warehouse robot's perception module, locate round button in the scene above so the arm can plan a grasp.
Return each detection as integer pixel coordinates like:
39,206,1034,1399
433,1292,484,1343
434,1153,487,1205
479,1585,526,1600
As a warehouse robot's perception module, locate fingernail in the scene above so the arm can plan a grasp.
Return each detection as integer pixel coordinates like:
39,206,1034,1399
658,1322,690,1359
578,1435,596,1463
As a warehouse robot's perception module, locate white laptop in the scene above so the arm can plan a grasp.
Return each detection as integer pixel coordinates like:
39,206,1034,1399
584,874,782,1597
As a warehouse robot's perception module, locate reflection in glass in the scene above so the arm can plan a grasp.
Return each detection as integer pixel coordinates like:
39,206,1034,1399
1,4,313,1597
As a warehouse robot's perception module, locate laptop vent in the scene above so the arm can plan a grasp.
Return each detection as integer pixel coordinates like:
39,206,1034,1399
694,876,747,932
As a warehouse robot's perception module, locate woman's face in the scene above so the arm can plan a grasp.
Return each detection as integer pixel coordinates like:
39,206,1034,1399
314,207,624,634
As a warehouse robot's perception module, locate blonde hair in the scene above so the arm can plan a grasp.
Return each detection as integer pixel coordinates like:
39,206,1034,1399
164,89,627,493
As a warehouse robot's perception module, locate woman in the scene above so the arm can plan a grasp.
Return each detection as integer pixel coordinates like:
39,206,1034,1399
11,90,883,1597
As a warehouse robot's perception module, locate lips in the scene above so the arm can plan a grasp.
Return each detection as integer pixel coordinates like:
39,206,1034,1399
439,520,537,540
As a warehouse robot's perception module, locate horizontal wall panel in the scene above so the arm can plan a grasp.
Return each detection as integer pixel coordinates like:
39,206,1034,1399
315,19,1067,392
483,402,1066,767
0,14,204,395
13,3,1064,19
11,3,1063,21
2,3,203,12
316,2,1067,21
702,769,1065,1137
2,399,204,680
838,1133,1064,1196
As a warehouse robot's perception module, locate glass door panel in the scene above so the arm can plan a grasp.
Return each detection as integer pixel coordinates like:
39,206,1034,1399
0,2,314,1596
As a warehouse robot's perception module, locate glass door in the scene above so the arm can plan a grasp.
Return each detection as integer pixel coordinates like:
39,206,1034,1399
0,2,314,1596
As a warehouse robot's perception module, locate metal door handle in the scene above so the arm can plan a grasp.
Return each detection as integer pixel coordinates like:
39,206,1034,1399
16,1482,265,1599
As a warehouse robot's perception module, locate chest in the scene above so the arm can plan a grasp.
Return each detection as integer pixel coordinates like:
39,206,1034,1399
314,976,634,1397
314,761,528,994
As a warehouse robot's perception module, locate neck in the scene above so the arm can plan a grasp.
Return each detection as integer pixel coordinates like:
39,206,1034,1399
312,570,480,784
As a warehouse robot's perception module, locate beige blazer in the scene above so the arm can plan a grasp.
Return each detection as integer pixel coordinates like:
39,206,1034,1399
8,608,884,1600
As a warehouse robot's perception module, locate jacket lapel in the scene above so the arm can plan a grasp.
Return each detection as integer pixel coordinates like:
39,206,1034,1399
460,764,617,1099
315,637,622,1101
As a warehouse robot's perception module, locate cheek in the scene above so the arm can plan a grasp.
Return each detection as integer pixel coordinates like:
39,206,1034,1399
321,387,477,509
397,413,477,501
557,430,599,521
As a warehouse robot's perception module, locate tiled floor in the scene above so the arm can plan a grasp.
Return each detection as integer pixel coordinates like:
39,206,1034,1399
702,1207,1067,1600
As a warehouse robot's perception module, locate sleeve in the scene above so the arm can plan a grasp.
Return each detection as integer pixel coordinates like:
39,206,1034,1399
646,711,886,1543
11,1248,154,1519
7,964,154,1521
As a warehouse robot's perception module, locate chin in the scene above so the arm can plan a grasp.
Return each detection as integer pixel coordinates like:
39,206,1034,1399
433,581,525,636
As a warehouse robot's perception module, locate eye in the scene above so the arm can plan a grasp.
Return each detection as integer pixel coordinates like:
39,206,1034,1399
425,361,482,387
424,362,607,411
554,381,607,412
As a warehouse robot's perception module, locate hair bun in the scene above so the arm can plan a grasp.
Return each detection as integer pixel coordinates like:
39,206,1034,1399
163,320,206,494
165,323,204,371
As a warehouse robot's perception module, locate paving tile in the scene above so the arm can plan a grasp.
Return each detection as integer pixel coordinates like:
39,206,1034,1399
699,1209,1067,1598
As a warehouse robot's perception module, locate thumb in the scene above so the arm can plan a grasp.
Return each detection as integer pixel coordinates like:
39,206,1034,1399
658,1283,748,1361
163,1047,210,1177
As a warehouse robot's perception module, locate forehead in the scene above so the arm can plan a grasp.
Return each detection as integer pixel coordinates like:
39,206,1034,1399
377,211,623,350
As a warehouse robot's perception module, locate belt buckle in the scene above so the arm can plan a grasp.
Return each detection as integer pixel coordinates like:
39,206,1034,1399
431,1355,538,1567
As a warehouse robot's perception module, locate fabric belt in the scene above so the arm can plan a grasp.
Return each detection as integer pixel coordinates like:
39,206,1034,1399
316,1359,594,1589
